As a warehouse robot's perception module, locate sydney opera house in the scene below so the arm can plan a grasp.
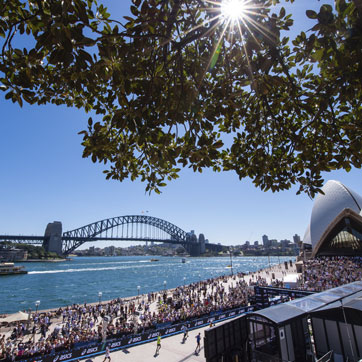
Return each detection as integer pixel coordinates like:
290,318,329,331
303,180,362,257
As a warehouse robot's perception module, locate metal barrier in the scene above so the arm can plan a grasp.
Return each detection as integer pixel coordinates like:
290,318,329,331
18,305,254,362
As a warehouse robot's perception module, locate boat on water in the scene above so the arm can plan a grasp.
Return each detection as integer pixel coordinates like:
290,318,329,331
150,258,159,262
181,258,186,263
0,262,27,275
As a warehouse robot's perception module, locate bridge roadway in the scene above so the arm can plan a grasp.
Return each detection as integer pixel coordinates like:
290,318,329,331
0,215,226,257
0,235,184,244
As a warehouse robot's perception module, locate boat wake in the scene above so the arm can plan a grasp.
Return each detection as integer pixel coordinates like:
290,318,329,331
28,263,171,275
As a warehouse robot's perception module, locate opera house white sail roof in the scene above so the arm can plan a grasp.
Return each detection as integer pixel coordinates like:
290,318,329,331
303,180,362,252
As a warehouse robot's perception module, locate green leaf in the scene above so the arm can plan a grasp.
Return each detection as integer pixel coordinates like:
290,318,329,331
279,7,285,18
306,10,317,19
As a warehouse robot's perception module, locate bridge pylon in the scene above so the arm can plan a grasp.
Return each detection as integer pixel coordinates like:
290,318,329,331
43,221,63,255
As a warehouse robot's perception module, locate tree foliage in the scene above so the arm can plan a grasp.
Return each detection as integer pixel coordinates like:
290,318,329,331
1,0,362,196
0,241,60,259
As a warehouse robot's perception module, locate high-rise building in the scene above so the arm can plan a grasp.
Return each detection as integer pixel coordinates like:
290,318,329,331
262,234,269,247
254,241,258,246
293,234,301,244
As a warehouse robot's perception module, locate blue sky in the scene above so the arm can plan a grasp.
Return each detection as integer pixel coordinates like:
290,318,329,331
1,0,358,248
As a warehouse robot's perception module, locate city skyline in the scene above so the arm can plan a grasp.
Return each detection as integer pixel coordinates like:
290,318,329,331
1,0,360,248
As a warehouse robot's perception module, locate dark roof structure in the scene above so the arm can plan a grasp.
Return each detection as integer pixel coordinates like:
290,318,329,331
250,281,362,325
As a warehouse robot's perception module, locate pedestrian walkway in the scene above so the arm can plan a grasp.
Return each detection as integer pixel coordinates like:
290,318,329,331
89,325,209,362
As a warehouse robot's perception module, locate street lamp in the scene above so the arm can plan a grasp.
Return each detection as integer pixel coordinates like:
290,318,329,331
163,280,167,291
137,285,140,300
98,291,102,304
229,247,233,276
183,277,186,286
35,300,40,313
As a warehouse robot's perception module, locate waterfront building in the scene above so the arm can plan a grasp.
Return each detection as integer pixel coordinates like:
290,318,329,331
303,180,362,257
0,248,27,261
262,234,269,247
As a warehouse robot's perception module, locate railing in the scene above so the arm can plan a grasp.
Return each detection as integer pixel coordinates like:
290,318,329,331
18,305,254,362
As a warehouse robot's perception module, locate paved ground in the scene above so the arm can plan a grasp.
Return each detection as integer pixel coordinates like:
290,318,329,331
86,325,209,362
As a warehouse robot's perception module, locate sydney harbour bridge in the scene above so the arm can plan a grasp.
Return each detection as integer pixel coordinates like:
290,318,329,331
0,215,225,257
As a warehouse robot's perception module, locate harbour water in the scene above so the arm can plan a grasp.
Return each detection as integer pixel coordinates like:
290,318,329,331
0,255,294,314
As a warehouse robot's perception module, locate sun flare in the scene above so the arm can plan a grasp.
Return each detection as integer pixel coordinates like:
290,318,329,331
190,0,270,86
220,0,247,21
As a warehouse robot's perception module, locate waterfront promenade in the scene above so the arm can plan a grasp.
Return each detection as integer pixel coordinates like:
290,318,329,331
0,260,297,361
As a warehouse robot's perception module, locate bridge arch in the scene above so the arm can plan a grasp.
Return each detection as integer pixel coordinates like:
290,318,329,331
62,215,189,255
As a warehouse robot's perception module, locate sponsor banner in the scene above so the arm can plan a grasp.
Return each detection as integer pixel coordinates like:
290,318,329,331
19,306,251,362
164,326,177,334
109,340,122,349
79,345,100,356
126,335,143,345
146,330,160,340
19,344,100,362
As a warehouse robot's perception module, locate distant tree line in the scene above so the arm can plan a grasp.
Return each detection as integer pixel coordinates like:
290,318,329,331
0,241,61,259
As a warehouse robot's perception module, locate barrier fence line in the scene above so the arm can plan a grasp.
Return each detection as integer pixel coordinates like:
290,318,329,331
18,305,255,362
15,286,316,362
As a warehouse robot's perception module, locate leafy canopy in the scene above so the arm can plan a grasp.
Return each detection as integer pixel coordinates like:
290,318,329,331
1,0,362,196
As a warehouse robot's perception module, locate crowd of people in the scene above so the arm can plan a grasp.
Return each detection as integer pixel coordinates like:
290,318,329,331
0,274,259,361
299,256,362,291
2,256,361,361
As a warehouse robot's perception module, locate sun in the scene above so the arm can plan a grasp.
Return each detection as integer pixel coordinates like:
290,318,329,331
191,0,269,81
220,0,247,22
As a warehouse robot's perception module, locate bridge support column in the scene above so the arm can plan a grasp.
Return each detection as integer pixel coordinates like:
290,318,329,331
185,243,201,257
43,221,63,255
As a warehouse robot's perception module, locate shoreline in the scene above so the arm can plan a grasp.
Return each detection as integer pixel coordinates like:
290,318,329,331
0,260,300,362
0,260,299,320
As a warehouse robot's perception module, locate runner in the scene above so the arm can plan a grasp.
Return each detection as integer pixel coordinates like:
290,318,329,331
182,325,188,343
103,346,111,361
155,335,161,355
195,332,201,354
